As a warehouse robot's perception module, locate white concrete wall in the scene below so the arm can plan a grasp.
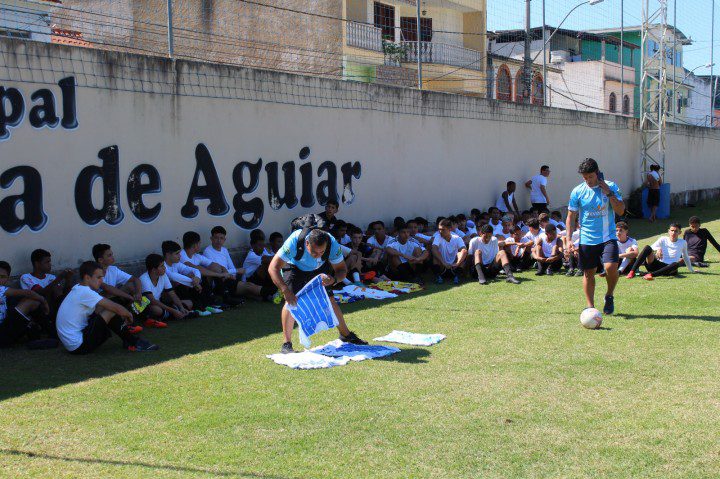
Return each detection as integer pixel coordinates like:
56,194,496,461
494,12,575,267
1,38,719,270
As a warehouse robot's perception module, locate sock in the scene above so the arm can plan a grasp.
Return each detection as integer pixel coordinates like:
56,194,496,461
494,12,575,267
502,263,513,277
475,264,486,283
352,272,360,283
342,278,352,285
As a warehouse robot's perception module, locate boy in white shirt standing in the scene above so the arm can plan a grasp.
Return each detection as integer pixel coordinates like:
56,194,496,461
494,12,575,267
626,223,695,280
56,261,157,354
431,219,468,285
468,224,520,285
525,165,551,213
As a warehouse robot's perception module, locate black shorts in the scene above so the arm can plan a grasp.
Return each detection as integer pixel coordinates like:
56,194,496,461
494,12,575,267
647,189,660,207
578,240,619,271
480,262,502,279
531,202,549,213
0,307,30,347
646,259,676,274
282,263,333,295
69,313,111,355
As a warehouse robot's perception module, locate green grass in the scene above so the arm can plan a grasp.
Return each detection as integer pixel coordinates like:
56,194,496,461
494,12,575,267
2,203,720,479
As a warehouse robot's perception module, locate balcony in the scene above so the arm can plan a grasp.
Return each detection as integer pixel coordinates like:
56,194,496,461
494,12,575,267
346,21,382,52
399,41,482,71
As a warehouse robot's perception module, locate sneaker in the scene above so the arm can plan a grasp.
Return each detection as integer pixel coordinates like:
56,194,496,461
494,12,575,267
122,324,143,335
598,272,606,277
280,342,295,354
535,269,544,276
574,269,583,277
205,306,223,314
643,273,654,281
566,268,575,277
436,276,444,284
195,310,212,317
626,270,636,279
272,291,283,304
603,295,615,315
453,275,460,285
478,278,488,286
339,331,368,345
546,269,554,276
143,318,168,329
699,262,709,268
506,276,520,285
128,338,159,352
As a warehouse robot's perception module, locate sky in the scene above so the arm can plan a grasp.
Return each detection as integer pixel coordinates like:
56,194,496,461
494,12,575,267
486,0,719,74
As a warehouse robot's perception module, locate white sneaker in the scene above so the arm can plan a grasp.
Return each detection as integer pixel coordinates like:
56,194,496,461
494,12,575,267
205,306,223,314
195,310,212,317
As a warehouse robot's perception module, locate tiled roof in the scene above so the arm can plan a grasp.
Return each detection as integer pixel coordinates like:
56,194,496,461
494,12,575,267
51,28,91,47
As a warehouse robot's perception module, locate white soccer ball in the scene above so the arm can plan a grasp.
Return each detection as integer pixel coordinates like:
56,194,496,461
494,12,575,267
580,308,603,329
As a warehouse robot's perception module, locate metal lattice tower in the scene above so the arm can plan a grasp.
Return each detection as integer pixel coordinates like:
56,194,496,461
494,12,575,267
640,0,669,176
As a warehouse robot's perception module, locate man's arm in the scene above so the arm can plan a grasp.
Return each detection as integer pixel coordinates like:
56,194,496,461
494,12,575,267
431,245,450,268
540,185,550,205
512,197,520,216
6,287,50,315
599,180,625,216
97,298,133,323
565,210,578,258
525,179,532,189
454,248,468,267
705,230,720,253
328,261,348,285
269,254,297,307
681,243,695,273
101,283,133,302
502,192,513,213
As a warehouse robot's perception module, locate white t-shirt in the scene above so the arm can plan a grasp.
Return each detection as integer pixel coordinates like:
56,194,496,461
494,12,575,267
203,246,237,275
340,234,351,245
649,170,661,182
490,220,504,237
651,237,689,264
539,234,560,257
618,237,638,270
165,261,199,287
102,265,132,288
140,272,173,299
20,273,56,291
56,284,104,352
387,240,419,264
468,237,499,265
408,236,427,251
367,235,394,260
571,229,580,247
432,234,466,264
0,286,8,325
496,191,515,212
180,249,213,268
530,174,548,203
413,233,433,245
523,230,541,244
242,248,273,279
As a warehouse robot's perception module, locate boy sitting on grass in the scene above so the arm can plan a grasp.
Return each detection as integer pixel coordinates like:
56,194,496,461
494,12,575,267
626,223,695,280
140,254,193,322
386,222,428,283
56,261,157,354
0,261,50,348
684,216,720,268
467,224,520,285
533,223,564,275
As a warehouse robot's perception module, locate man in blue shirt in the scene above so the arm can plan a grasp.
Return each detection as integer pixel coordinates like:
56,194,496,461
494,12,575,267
269,227,367,354
565,158,625,315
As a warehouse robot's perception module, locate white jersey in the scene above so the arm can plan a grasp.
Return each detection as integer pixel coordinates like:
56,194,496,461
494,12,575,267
432,234,466,264
20,273,56,291
529,174,548,203
539,234,560,257
180,249,213,268
56,284,104,352
618,237,638,270
102,265,132,288
468,237,499,266
495,191,515,212
387,240,419,264
651,237,690,264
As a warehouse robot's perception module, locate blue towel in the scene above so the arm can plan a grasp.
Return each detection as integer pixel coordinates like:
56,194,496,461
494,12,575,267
311,339,400,361
288,275,339,348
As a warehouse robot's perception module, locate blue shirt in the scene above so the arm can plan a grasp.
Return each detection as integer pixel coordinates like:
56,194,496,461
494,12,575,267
568,180,621,245
278,229,344,271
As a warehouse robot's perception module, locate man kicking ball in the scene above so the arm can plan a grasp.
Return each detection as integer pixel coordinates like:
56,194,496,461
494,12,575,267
565,158,625,315
269,226,367,354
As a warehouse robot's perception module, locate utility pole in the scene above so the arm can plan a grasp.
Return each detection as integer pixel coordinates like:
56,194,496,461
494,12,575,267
416,0,423,90
711,0,715,124
524,0,532,104
542,0,547,106
620,0,624,113
167,0,174,58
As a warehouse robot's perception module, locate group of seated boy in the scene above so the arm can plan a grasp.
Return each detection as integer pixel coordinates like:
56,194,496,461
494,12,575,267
1,194,717,354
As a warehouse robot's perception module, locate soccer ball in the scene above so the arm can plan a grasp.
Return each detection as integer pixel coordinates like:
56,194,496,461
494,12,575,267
580,308,603,329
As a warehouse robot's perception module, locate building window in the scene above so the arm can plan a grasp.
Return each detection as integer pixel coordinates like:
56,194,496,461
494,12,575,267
400,17,432,42
374,2,395,41
622,95,630,115
609,92,617,113
531,73,544,106
496,64,512,101
0,28,31,40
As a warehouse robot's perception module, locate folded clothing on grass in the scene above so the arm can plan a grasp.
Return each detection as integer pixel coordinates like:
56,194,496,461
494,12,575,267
311,339,400,361
373,330,446,346
266,351,351,369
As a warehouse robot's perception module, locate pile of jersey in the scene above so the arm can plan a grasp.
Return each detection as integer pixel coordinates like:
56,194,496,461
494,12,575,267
332,281,423,304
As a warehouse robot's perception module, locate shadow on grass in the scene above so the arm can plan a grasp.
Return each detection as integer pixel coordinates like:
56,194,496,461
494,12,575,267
616,313,720,322
378,347,432,364
0,448,295,479
0,284,441,402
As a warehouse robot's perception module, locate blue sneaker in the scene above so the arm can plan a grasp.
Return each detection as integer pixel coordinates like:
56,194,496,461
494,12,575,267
436,276,444,284
603,295,615,315
453,275,460,285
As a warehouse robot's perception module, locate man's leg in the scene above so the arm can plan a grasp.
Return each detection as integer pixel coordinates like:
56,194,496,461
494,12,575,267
583,267,597,308
628,245,655,277
648,261,680,277
497,251,519,284
281,305,295,343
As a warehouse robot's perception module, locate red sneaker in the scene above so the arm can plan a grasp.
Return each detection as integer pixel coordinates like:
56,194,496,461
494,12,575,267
626,270,635,279
126,325,143,334
144,318,168,328
643,273,654,281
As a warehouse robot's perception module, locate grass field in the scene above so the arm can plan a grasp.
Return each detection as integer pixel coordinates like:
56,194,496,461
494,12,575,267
2,203,720,479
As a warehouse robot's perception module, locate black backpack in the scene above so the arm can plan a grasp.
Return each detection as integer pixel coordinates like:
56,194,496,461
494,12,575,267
290,214,331,262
